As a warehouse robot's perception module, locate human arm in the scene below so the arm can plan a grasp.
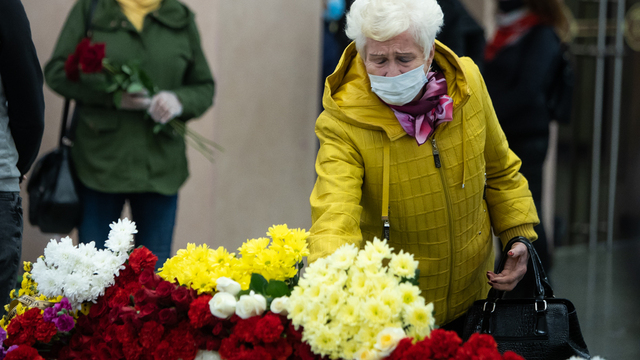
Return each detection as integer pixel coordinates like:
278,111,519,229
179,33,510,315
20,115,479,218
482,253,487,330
308,115,365,263
171,18,214,121
0,0,45,175
43,0,113,107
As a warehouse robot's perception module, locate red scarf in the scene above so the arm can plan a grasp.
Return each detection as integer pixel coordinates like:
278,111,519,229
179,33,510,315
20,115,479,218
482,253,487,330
485,12,540,61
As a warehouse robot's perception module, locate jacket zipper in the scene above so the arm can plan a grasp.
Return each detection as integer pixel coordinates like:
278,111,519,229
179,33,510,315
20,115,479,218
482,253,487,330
431,136,456,321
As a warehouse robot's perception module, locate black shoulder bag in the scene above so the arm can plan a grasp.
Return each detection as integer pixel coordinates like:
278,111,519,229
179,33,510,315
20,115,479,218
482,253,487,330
27,0,99,234
463,237,590,360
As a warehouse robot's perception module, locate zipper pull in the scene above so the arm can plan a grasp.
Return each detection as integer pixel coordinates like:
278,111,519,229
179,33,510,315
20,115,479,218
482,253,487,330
431,138,441,168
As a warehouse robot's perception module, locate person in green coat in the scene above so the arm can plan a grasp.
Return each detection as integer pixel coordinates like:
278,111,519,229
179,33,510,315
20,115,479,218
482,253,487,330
44,0,215,267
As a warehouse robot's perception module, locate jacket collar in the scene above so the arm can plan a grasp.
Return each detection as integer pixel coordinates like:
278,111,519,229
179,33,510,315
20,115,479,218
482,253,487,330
92,0,191,30
323,40,471,141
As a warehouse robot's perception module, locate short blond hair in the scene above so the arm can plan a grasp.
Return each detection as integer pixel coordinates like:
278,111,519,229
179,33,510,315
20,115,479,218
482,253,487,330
345,0,444,58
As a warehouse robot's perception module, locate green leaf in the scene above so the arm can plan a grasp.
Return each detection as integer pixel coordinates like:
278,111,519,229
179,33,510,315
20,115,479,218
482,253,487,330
121,64,132,75
236,289,251,297
105,82,119,93
249,273,268,294
114,74,127,85
113,90,124,109
266,280,291,298
127,82,145,93
139,70,156,95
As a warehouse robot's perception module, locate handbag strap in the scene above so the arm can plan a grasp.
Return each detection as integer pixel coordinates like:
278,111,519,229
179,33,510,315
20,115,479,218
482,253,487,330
60,0,100,146
487,237,554,301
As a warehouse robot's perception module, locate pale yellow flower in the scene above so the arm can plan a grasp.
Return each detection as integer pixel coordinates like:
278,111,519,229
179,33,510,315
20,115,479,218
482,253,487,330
363,298,392,325
389,250,419,278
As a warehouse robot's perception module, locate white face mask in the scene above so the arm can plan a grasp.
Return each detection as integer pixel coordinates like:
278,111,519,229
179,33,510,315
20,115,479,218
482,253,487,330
368,65,428,106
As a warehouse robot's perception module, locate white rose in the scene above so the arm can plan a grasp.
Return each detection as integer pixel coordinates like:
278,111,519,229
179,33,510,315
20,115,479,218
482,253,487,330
216,277,242,296
194,350,222,360
235,291,267,319
209,292,237,319
270,296,289,315
374,327,406,357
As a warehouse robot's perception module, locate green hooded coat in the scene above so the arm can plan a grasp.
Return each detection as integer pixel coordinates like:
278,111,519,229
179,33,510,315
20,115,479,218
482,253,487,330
45,0,214,195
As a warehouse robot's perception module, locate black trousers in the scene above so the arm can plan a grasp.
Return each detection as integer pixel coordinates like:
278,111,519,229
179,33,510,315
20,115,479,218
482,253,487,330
0,192,22,316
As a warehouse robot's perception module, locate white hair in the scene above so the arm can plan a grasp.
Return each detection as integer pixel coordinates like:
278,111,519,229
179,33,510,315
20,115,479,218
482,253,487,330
345,0,444,59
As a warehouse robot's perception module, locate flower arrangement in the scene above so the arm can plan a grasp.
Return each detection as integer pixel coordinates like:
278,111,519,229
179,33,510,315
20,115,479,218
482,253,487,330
159,224,309,294
29,218,136,309
287,238,430,360
0,221,530,360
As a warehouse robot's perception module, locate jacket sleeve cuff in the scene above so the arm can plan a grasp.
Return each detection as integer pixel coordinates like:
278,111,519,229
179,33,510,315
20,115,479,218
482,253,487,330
498,224,538,248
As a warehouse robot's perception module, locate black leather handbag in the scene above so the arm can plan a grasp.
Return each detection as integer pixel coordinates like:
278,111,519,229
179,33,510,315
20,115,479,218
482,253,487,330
27,101,81,234
463,237,590,360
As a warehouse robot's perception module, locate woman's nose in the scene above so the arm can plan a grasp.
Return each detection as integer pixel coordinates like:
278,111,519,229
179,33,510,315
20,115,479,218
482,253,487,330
386,63,403,77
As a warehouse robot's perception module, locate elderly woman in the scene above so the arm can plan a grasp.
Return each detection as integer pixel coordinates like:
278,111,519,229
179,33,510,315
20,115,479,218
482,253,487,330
308,0,539,333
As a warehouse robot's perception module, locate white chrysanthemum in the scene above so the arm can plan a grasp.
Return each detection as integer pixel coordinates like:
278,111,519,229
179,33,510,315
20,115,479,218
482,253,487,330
355,248,384,272
362,298,392,325
364,237,393,259
106,218,137,253
404,302,435,339
379,289,403,317
329,243,359,270
194,350,222,360
398,283,422,307
389,250,419,278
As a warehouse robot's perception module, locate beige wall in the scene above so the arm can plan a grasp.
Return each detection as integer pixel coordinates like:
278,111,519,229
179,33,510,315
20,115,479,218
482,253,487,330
19,0,321,264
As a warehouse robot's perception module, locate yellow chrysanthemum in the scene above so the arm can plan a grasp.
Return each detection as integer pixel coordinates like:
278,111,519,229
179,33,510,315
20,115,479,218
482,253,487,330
389,250,419,278
363,298,392,325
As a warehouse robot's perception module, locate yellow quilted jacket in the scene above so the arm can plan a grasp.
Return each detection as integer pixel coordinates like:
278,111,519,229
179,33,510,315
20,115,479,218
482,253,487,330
309,41,540,326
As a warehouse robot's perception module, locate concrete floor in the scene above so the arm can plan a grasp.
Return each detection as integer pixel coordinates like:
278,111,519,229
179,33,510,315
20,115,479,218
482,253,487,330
549,240,640,360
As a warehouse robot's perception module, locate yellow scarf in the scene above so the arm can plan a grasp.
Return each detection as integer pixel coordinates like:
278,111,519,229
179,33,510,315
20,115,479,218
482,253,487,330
116,0,162,31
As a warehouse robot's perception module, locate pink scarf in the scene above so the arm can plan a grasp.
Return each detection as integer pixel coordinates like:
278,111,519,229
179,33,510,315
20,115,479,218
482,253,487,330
387,71,453,145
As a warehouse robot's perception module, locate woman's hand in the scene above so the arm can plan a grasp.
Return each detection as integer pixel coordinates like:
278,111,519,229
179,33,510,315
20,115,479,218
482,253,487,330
487,242,529,291
120,91,151,110
148,91,183,124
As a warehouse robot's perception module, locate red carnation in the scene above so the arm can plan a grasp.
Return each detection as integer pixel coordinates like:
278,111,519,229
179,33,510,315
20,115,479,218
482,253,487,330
426,329,462,359
129,247,158,275
109,287,132,308
188,295,215,329
401,338,434,360
171,285,192,310
78,40,105,73
255,312,284,343
388,337,414,360
233,316,261,344
139,321,164,350
157,307,178,326
167,322,197,360
4,345,45,360
285,323,303,342
156,281,174,298
139,268,163,289
456,333,501,360
34,318,58,343
264,338,293,360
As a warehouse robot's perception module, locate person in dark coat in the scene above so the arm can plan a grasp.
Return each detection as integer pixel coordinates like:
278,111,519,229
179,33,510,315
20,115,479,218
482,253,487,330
436,0,486,72
484,0,570,273
0,0,46,315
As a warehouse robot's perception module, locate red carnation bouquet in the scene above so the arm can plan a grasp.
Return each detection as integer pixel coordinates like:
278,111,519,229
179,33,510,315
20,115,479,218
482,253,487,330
64,38,221,162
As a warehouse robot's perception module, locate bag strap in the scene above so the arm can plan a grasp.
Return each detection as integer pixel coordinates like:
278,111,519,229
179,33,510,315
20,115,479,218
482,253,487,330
487,236,554,301
60,0,100,146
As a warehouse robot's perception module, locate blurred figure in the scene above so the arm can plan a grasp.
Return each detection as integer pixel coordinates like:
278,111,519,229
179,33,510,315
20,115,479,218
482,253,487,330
0,0,46,313
484,0,570,273
45,0,214,268
322,0,352,100
436,0,486,72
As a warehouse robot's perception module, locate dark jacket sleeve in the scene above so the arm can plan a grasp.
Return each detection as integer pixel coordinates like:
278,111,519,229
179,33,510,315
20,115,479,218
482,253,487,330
173,16,215,121
44,0,114,107
0,0,46,175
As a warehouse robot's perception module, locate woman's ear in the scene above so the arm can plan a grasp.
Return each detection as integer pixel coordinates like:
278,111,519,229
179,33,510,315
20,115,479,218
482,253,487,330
425,43,436,71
